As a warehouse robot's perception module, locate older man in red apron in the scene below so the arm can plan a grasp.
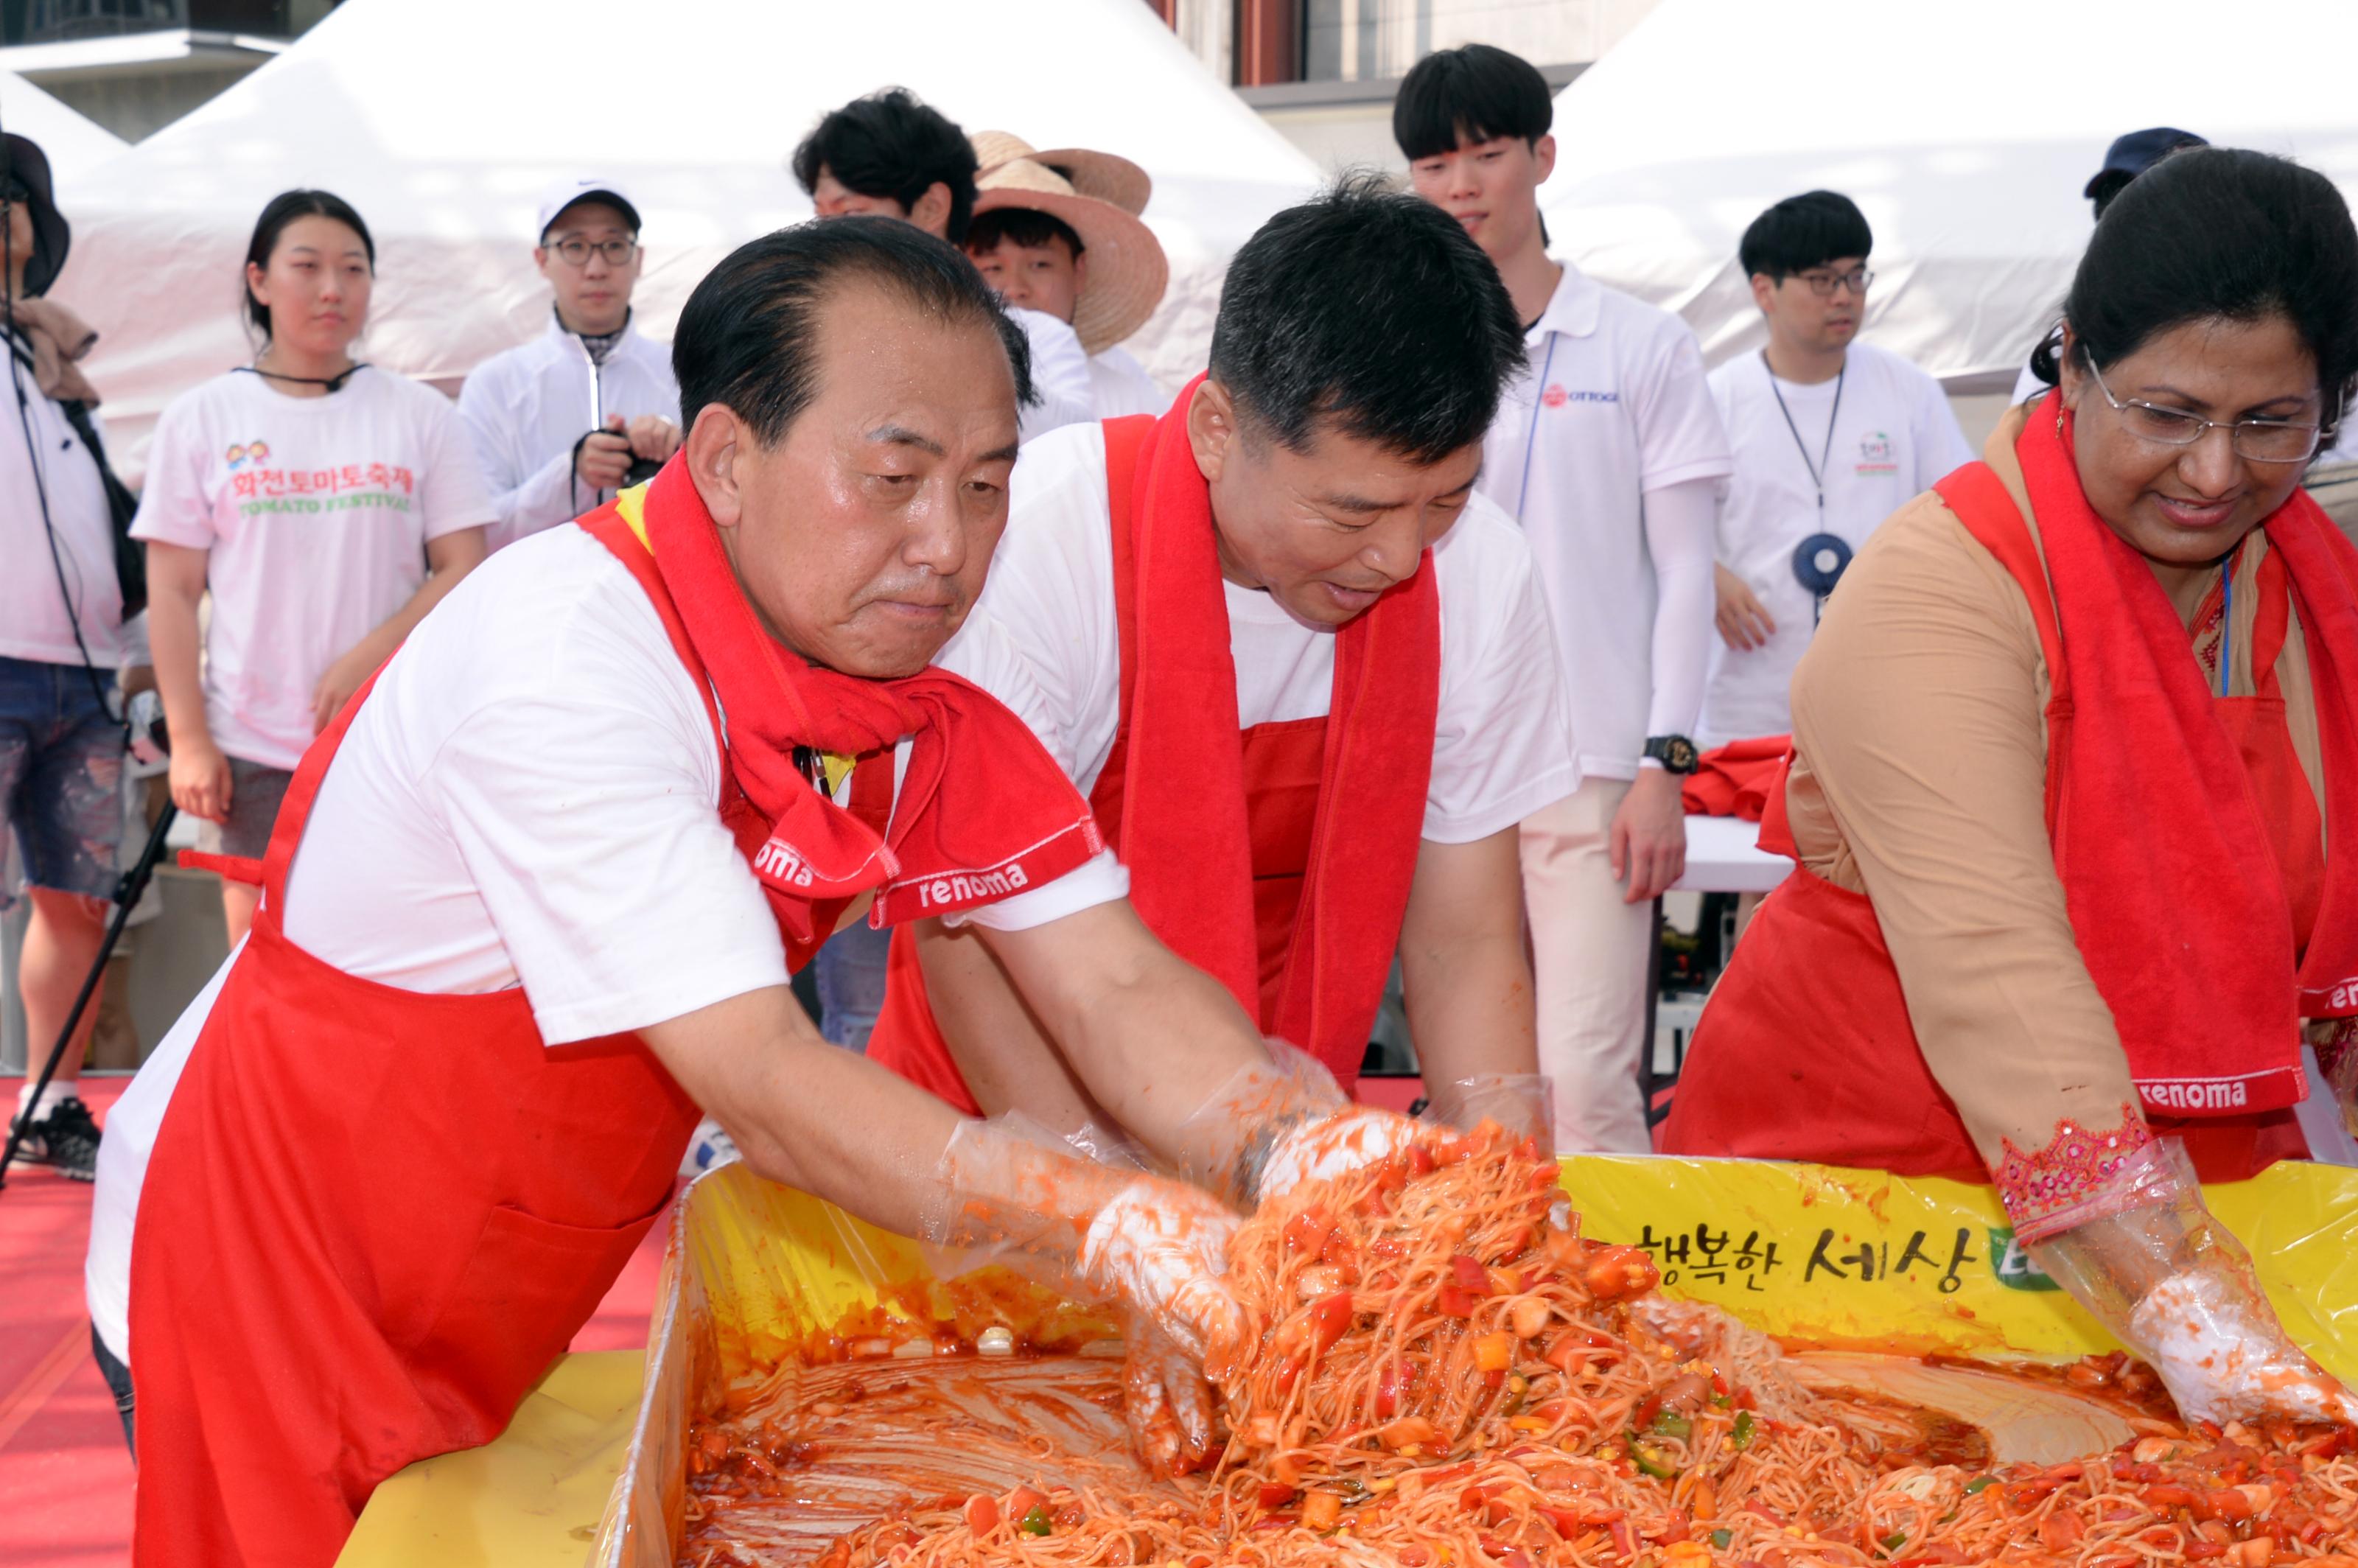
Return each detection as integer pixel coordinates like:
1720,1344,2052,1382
105,220,1342,1567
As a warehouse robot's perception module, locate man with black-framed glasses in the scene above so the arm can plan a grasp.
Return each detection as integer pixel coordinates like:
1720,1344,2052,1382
1700,189,1970,749
459,175,682,551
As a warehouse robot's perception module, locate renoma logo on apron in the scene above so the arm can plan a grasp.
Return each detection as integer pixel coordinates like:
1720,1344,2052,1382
753,836,816,888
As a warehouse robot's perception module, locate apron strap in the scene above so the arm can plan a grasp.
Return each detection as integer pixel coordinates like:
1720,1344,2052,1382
1934,460,2071,706
256,662,394,923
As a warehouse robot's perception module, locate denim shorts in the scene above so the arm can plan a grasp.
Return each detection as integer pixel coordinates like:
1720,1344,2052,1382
0,654,124,910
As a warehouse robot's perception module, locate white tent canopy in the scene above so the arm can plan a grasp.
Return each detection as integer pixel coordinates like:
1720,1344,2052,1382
1538,0,2358,390
0,71,128,191
55,0,1320,477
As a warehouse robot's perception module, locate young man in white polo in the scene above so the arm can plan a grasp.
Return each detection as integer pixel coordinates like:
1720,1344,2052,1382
1701,191,1971,747
458,175,682,552
1399,43,1730,1154
965,132,1167,418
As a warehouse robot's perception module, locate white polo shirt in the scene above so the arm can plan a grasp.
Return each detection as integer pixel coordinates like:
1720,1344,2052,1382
1699,343,1973,746
457,314,681,552
1475,264,1731,781
934,421,1578,846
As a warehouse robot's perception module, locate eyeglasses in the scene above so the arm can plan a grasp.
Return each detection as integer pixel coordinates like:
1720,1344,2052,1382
547,237,638,267
2085,359,2322,464
1795,267,1872,298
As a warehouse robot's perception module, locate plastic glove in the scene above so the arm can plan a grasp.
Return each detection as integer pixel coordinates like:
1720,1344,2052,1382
1422,1072,1555,1150
1170,1043,1424,1205
2018,1137,2358,1427
923,1118,1243,1473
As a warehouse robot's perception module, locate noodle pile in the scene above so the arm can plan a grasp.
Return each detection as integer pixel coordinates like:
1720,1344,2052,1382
685,1122,2358,1568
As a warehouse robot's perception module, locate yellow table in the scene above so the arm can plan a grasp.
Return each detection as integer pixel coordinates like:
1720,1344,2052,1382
336,1351,644,1568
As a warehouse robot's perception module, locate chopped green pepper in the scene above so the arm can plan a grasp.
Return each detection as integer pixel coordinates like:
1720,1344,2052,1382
1710,1530,1733,1550
1962,1475,1996,1496
1729,1410,1756,1449
1631,1441,1679,1480
1651,1410,1694,1440
1711,1393,1732,1408
1019,1505,1053,1537
1881,1533,1908,1554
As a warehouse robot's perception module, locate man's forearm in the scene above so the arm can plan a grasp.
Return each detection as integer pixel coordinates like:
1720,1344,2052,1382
1402,929,1540,1089
979,902,1274,1177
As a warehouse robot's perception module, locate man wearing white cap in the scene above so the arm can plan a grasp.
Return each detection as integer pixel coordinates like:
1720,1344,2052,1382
965,133,1167,419
458,175,682,553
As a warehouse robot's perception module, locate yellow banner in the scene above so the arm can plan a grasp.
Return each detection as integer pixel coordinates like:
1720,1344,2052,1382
1558,1154,2358,1381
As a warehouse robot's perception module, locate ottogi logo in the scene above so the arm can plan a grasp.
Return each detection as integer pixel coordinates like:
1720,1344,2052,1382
2141,1078,2250,1111
752,837,814,888
1985,1227,2061,1292
916,864,1030,909
1545,385,1619,407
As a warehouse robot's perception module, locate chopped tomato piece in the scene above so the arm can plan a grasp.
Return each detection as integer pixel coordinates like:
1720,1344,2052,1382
1309,1290,1356,1358
1258,1483,1298,1510
1451,1254,1494,1293
1438,1287,1480,1319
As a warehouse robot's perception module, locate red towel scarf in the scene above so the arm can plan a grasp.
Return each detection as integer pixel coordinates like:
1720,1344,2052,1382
586,458,1104,970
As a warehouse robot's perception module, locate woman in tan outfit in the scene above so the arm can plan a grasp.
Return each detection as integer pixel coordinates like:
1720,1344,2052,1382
1665,148,2358,1426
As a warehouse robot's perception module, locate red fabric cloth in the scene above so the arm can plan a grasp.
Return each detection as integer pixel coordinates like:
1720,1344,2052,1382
1662,400,2358,1177
587,461,1105,970
1679,735,1790,821
868,388,1441,1100
128,667,700,1567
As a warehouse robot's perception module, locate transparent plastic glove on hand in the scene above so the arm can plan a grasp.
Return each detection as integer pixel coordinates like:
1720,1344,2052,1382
1422,1073,1555,1151
1076,1177,1244,1367
2127,1269,2358,1426
1121,1317,1222,1477
2021,1139,2358,1427
1257,1107,1425,1202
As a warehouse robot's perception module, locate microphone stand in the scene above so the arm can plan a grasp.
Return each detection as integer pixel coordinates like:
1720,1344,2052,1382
1,798,177,1192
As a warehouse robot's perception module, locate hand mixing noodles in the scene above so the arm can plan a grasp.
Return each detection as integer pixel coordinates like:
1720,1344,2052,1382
685,1124,2358,1568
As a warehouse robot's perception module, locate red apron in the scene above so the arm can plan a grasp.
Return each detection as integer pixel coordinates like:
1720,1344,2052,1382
1662,433,2358,1181
867,399,1439,1107
125,665,702,1565
124,511,896,1566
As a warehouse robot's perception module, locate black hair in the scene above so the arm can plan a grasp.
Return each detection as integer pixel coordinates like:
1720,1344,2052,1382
2028,147,2358,441
1393,43,1553,163
673,216,1032,448
1208,174,1525,465
243,189,374,340
790,88,979,245
1739,190,1872,281
964,206,1085,260
2086,169,2136,222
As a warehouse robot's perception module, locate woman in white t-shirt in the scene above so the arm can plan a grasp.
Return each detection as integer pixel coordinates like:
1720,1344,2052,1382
137,189,493,943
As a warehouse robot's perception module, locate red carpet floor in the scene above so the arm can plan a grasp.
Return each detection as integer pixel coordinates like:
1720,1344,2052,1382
0,1076,671,1567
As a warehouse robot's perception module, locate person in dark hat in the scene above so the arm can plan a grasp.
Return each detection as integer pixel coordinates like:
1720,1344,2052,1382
2086,127,2209,220
2012,127,2211,404
0,129,147,1192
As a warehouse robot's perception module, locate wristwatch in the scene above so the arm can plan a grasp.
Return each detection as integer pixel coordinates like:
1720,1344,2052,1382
1644,735,1701,775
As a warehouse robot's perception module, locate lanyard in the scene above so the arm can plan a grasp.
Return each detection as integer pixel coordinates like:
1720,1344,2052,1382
1514,333,1562,521
1763,351,1845,526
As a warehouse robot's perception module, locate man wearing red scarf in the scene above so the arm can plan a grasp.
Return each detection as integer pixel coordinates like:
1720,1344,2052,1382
101,221,1346,1566
867,181,1575,1134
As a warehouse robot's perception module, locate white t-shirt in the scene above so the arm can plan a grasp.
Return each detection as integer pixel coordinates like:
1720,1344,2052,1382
457,315,681,552
1699,343,1974,746
128,368,495,770
86,519,1129,1365
1088,347,1168,419
1476,264,1732,780
1012,307,1098,444
0,341,140,669
935,421,1579,846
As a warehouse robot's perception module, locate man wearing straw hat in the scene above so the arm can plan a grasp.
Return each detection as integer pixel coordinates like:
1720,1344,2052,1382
965,131,1168,418
792,88,1099,443
869,178,1571,1183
